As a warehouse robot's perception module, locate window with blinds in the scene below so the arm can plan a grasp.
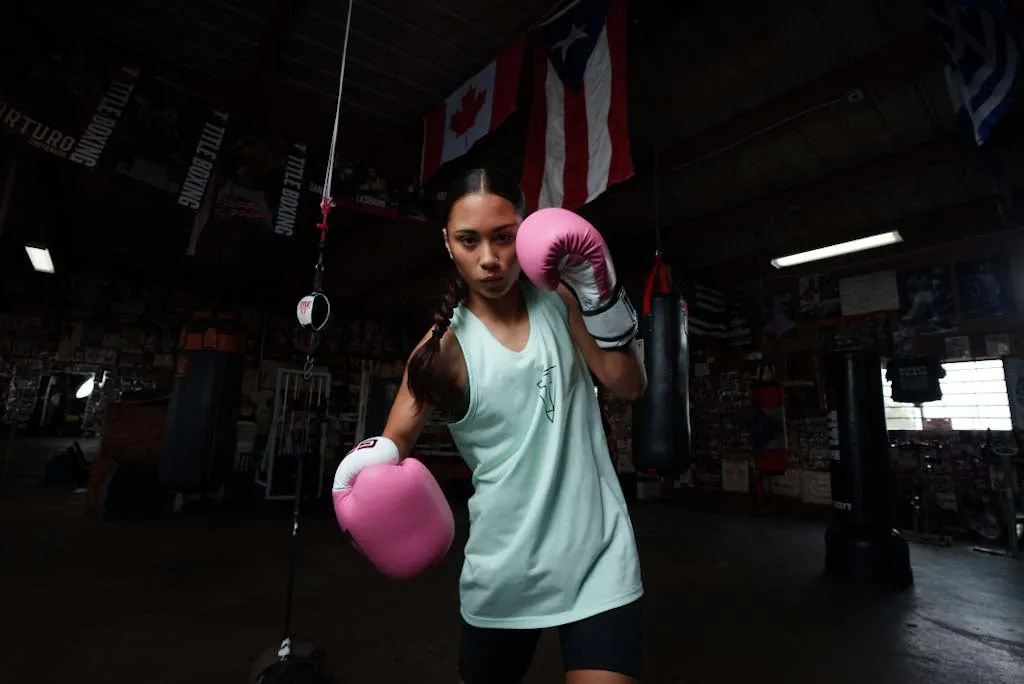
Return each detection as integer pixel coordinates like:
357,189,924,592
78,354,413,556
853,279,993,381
881,359,1012,431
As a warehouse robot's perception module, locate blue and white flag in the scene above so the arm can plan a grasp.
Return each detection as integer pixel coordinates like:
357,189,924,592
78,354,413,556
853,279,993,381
928,0,1021,146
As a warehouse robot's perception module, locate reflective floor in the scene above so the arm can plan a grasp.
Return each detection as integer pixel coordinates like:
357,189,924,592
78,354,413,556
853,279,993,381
1,485,1022,683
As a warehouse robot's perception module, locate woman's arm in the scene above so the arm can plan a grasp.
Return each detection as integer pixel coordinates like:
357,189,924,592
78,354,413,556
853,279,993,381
382,328,464,460
556,285,647,401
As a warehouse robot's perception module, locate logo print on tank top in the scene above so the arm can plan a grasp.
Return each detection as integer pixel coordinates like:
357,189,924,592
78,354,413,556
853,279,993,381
537,365,558,423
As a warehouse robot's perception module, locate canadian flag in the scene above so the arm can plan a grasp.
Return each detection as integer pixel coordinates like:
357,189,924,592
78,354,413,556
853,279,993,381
420,38,525,183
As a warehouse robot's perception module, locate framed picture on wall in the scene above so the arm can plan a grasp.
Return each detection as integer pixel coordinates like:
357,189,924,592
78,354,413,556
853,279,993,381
955,254,1016,319
798,273,840,318
897,265,956,334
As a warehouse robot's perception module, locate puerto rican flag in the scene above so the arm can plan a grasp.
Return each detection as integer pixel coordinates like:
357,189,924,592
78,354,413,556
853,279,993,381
420,38,525,183
522,0,633,212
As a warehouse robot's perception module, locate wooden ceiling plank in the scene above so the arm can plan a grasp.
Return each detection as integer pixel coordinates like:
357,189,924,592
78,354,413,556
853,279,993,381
868,81,937,148
287,30,444,99
280,55,425,113
856,182,901,225
661,134,966,247
817,0,888,59
304,6,466,82
655,29,939,175
421,0,505,43
913,68,959,137
870,0,930,38
791,108,851,173
778,9,846,81
350,0,488,63
736,32,811,100
882,175,933,219
829,94,896,161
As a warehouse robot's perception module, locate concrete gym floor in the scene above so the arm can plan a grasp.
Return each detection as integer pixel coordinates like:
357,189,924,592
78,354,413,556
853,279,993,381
1,486,1022,684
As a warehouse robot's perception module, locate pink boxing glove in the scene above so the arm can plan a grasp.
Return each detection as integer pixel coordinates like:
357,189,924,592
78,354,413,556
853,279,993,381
332,436,455,580
517,207,638,349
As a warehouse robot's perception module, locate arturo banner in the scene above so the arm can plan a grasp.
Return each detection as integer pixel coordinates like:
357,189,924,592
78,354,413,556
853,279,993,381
0,55,139,168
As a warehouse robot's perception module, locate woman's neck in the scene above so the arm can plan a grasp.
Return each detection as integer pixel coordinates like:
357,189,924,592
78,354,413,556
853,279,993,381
467,281,526,323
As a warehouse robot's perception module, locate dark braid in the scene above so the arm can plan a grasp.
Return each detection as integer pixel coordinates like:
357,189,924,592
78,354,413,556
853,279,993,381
407,276,468,410
432,276,468,340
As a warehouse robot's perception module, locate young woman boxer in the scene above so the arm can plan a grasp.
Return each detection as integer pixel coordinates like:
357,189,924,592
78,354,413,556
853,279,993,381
334,168,646,683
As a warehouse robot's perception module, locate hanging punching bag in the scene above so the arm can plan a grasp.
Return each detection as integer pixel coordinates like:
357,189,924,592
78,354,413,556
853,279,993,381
824,348,913,590
752,364,788,475
633,255,692,475
159,312,246,493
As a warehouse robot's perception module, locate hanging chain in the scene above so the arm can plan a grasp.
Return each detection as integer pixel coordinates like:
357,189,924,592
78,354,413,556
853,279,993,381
304,199,332,380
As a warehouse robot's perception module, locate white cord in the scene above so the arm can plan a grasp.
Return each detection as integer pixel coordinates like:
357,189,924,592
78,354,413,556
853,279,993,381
322,0,355,209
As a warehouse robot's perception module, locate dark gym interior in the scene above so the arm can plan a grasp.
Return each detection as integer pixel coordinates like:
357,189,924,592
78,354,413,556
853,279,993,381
2,0,1023,682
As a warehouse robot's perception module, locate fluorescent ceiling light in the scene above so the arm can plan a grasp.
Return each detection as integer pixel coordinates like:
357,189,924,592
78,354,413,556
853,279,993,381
771,231,903,269
24,244,55,274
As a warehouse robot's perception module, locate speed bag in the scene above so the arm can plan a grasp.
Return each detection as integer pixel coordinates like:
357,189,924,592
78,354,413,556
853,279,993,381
633,293,692,475
752,381,788,475
159,314,246,493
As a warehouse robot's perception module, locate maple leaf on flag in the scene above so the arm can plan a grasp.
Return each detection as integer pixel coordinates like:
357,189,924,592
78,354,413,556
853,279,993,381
449,85,487,137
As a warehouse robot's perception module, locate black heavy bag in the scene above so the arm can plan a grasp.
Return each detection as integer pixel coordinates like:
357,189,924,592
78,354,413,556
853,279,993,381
159,312,246,493
633,255,692,475
824,349,912,590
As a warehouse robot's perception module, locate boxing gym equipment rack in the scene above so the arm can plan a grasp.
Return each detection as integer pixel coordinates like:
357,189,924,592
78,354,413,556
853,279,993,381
257,367,331,501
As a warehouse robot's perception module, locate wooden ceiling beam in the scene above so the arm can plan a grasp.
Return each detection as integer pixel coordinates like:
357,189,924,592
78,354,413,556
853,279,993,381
650,28,940,177
657,133,965,249
229,0,312,115
670,194,1007,290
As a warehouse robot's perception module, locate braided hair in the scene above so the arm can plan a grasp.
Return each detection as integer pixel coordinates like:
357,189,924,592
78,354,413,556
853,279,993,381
407,275,468,409
406,168,524,410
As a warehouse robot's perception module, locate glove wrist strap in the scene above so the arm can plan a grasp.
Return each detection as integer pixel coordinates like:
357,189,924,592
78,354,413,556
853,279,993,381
580,286,639,349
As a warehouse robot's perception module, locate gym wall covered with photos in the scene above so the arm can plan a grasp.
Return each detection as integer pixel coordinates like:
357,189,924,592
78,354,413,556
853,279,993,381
0,268,454,491
608,230,1023,546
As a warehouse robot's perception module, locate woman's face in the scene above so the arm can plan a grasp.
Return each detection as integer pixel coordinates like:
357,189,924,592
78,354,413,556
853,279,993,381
444,191,522,300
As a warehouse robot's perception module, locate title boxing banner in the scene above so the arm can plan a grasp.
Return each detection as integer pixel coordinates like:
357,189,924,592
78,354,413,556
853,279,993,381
67,67,139,169
273,141,308,238
99,70,227,207
176,110,230,213
187,125,313,259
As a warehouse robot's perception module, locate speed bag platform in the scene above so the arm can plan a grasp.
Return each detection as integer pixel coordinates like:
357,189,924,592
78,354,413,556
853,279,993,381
633,293,692,476
159,313,246,493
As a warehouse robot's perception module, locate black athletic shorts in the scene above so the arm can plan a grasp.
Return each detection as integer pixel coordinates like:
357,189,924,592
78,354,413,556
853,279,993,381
458,598,642,683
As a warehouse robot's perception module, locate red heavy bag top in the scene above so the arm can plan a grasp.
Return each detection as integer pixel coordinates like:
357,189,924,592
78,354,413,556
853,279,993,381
642,253,687,317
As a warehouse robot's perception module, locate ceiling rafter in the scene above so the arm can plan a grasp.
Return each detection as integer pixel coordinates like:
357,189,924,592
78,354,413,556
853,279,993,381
674,194,1009,289
659,134,965,248
622,27,941,220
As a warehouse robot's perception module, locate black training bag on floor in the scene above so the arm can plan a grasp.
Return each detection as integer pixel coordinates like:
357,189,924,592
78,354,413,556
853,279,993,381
250,640,332,684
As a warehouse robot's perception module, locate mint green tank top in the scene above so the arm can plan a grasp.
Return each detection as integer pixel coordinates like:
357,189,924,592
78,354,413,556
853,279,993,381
447,281,643,629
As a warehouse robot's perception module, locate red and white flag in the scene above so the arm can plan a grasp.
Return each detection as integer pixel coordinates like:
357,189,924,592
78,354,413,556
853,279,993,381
420,38,525,183
521,0,633,212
